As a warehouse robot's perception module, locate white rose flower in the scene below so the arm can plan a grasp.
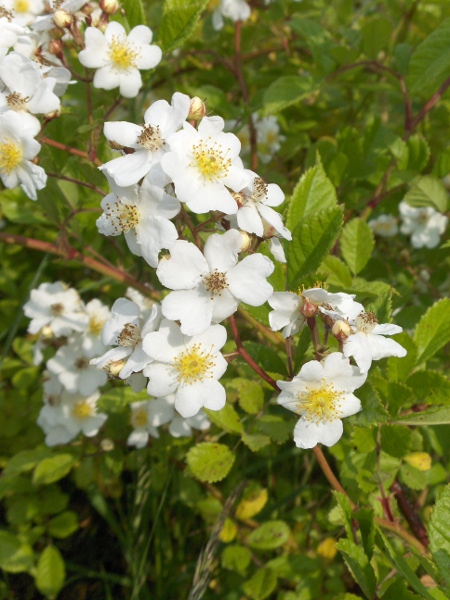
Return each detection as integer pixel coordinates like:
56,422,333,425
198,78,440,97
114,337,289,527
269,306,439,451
127,398,174,448
368,214,398,237
277,352,367,449
399,201,448,249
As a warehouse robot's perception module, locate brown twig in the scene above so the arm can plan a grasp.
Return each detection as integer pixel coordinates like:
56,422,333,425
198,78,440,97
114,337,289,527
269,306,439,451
391,480,429,548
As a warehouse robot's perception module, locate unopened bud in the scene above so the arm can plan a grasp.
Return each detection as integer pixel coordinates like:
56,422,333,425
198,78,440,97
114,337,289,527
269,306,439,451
53,9,73,28
189,96,206,121
48,38,63,56
100,438,115,451
105,359,126,377
100,0,120,14
238,230,251,252
81,2,95,15
331,319,351,342
301,298,319,318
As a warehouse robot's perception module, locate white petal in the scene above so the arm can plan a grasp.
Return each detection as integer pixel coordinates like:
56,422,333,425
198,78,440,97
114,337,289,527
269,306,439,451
204,229,241,271
156,240,207,289
176,380,226,417
161,289,213,336
293,418,343,449
227,254,274,305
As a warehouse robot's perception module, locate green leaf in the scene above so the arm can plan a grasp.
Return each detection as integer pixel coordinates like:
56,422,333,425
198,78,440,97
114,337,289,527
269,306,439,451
366,287,393,324
242,567,278,600
257,415,293,444
246,520,290,550
36,545,66,599
243,342,287,377
335,539,376,599
33,454,77,485
408,18,450,94
340,218,375,275
406,371,450,405
203,403,244,434
48,511,79,539
320,255,353,288
382,579,422,600
0,531,33,573
3,448,52,478
262,75,320,114
355,508,375,561
222,544,251,575
407,135,430,172
241,432,271,452
403,176,448,213
121,0,146,27
333,491,354,540
361,17,392,58
286,161,337,231
387,333,417,381
414,298,450,364
157,0,208,53
429,484,450,589
380,425,412,458
348,383,390,428
237,380,265,415
289,16,336,75
400,464,427,491
287,205,343,286
186,443,235,483
392,407,450,426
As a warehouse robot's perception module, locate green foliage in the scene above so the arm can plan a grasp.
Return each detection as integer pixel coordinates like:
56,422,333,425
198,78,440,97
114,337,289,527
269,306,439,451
35,545,66,599
121,0,146,28
413,298,450,364
157,0,209,52
408,17,450,94
340,218,375,275
246,520,290,550
186,442,235,482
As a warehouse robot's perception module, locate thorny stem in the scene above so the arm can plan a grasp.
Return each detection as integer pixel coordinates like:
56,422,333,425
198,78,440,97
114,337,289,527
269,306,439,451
0,232,159,300
229,314,279,390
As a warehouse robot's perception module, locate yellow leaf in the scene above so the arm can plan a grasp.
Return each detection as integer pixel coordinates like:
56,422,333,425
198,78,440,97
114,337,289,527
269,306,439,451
404,452,432,472
219,518,237,543
317,537,337,561
235,488,268,520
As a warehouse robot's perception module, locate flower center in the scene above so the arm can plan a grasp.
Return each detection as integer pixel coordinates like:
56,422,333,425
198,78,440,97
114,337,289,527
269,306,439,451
117,323,141,347
0,139,23,175
417,210,430,225
138,124,164,151
72,399,94,420
15,0,30,13
89,315,106,336
131,406,148,428
296,382,343,424
6,92,28,111
105,198,141,233
75,357,89,370
0,7,13,19
202,269,229,299
252,177,268,203
109,36,139,70
355,311,378,333
50,302,64,316
191,138,231,182
174,343,216,385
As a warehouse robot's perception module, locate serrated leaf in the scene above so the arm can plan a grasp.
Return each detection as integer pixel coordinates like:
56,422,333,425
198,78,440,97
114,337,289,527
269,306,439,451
246,520,290,550
380,425,412,458
407,135,430,172
387,333,417,381
157,0,208,53
355,508,375,561
242,567,278,600
121,0,146,27
403,176,448,213
36,545,66,598
340,218,375,275
33,454,77,485
400,463,427,491
0,531,33,573
392,407,450,426
236,486,268,520
237,380,265,415
429,484,450,589
414,298,450,364
332,491,353,540
408,18,450,94
262,75,320,114
366,288,393,324
203,403,243,434
347,277,392,299
335,538,376,599
348,383,390,428
406,371,450,405
287,205,343,286
321,255,353,288
286,161,337,230
241,432,271,452
186,442,234,483
257,415,292,444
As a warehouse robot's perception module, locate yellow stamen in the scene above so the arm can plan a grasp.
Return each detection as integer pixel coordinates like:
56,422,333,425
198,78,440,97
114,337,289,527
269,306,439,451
109,36,139,70
296,381,343,424
191,138,231,182
15,0,30,13
72,399,94,420
131,406,148,428
174,343,216,385
0,139,23,175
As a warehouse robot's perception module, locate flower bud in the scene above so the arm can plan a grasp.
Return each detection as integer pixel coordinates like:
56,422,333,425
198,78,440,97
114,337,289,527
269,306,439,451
100,438,115,452
48,39,63,56
188,96,206,121
301,298,319,318
238,230,252,252
53,9,73,29
100,0,120,14
331,319,351,342
105,359,126,377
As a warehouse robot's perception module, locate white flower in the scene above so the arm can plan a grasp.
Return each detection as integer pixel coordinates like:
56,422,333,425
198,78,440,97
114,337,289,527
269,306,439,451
157,229,274,335
169,408,211,438
0,14,29,58
342,310,407,373
0,52,62,119
268,288,356,338
47,336,108,395
0,109,46,199
161,116,250,214
90,298,160,380
38,389,107,446
227,114,285,164
100,92,190,186
277,352,367,449
368,214,398,237
78,22,162,98
142,319,228,418
2,0,45,26
399,201,448,249
127,398,174,448
80,299,111,354
24,281,88,336
212,0,251,30
96,175,179,267
234,173,291,240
